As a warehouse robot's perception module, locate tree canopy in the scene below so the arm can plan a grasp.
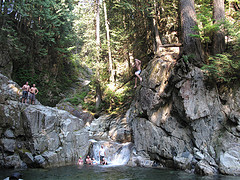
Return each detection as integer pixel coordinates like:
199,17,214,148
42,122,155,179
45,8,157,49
1,0,240,111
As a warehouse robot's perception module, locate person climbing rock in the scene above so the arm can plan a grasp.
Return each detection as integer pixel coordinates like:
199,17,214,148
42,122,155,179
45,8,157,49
21,81,30,103
133,59,142,88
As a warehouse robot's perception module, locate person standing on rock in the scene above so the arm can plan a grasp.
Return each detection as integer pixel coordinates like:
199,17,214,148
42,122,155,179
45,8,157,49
21,81,30,103
29,84,39,105
99,145,106,165
132,59,142,88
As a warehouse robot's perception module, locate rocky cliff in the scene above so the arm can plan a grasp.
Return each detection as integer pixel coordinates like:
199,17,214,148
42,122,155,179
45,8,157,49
0,73,90,168
126,57,240,175
1,54,240,176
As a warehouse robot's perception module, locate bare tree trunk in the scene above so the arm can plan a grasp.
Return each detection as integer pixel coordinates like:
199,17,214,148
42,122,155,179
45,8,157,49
95,80,102,109
96,0,100,49
179,0,204,66
212,0,225,55
95,0,102,109
104,0,114,83
153,0,162,56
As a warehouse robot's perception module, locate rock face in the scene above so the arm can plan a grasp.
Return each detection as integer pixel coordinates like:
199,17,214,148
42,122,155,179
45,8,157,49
0,73,90,168
1,53,240,176
127,58,240,175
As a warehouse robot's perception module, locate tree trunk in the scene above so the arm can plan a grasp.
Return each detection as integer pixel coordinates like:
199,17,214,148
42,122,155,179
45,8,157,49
95,0,102,109
95,80,102,109
212,0,225,55
96,0,100,49
104,1,114,83
153,0,162,56
179,0,204,66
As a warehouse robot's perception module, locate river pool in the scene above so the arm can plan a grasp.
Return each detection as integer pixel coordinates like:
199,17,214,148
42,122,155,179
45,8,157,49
0,165,239,180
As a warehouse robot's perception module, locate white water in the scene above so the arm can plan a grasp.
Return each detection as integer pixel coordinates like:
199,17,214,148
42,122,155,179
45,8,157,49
91,141,131,166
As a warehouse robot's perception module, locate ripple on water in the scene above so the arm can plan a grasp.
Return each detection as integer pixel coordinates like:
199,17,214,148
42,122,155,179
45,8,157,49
1,165,240,180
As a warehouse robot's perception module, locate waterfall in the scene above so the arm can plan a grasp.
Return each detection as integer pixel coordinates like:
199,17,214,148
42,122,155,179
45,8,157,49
110,144,131,165
89,140,132,166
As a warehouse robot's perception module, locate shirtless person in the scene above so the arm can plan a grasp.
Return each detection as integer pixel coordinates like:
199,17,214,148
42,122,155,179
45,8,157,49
29,84,39,105
85,155,92,165
133,59,142,88
21,82,30,103
77,156,84,165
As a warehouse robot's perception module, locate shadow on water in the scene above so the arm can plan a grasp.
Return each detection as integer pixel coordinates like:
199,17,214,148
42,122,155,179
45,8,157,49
1,165,240,180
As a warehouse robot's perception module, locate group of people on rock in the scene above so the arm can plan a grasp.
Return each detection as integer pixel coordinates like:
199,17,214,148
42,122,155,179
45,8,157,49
77,145,108,166
21,81,39,105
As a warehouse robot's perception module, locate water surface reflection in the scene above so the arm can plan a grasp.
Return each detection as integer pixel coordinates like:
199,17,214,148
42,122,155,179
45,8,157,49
0,165,239,180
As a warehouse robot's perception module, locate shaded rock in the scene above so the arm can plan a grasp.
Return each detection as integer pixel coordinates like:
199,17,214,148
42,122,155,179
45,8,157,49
4,129,15,138
56,102,94,125
34,155,46,167
21,152,34,165
126,58,237,176
89,114,132,143
0,73,90,168
4,154,25,169
195,160,217,176
173,152,193,170
219,146,240,175
2,138,16,153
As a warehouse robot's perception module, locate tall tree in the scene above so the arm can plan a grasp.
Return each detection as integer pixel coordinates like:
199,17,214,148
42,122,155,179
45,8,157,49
212,0,225,55
179,0,204,66
152,0,162,56
95,0,102,109
104,0,114,83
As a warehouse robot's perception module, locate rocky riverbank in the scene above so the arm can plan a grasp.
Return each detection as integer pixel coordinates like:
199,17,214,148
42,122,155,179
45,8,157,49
1,55,240,176
126,57,240,175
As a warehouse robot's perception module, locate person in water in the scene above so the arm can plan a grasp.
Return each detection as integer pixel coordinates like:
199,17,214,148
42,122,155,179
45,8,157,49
92,157,97,165
4,172,23,180
85,155,92,165
99,145,106,165
77,156,84,165
133,59,142,88
102,157,108,165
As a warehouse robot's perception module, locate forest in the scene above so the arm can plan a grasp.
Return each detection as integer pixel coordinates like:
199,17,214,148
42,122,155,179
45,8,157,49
0,0,240,113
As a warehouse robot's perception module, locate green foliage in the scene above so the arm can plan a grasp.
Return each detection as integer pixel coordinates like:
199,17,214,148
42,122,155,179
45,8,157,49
0,0,79,106
202,54,240,83
64,91,87,106
193,2,220,49
101,84,134,114
199,2,240,84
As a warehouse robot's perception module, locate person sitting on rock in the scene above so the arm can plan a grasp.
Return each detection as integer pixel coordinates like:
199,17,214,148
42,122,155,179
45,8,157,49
85,155,92,165
102,157,108,165
92,157,97,165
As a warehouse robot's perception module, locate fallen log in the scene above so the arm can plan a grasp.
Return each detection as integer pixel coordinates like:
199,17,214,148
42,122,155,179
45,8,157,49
159,43,182,47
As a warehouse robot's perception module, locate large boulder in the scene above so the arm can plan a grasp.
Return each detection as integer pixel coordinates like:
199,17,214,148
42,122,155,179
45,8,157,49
127,57,240,175
0,73,90,168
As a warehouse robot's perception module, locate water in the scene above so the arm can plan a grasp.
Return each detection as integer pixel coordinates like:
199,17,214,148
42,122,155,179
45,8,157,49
0,165,239,180
90,141,131,165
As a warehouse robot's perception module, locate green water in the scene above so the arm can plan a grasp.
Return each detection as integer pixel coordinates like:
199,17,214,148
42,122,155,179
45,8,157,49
0,165,239,180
